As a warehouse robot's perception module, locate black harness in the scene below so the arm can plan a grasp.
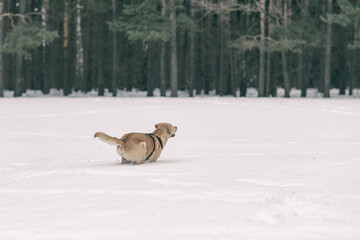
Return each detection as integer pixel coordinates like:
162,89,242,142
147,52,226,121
145,133,163,161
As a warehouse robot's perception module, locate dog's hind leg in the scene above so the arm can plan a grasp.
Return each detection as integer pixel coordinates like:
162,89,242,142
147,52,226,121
135,142,148,165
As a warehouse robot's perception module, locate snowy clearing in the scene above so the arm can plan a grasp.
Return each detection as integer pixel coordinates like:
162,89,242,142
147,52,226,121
1,97,360,240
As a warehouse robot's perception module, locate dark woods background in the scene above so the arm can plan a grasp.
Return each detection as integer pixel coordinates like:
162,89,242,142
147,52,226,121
0,0,359,98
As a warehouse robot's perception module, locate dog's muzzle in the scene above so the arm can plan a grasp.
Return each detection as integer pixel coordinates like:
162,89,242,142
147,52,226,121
171,134,176,137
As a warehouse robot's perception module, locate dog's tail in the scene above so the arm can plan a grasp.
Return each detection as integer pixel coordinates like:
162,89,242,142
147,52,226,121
94,132,124,146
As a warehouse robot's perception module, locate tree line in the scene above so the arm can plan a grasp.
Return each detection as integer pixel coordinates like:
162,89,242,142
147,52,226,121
0,0,359,98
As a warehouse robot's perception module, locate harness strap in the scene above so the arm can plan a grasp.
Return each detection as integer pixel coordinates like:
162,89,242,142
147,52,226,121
145,133,163,161
155,135,163,149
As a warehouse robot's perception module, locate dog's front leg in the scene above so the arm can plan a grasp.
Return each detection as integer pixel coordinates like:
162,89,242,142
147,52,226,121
149,158,157,163
136,159,146,165
121,157,131,164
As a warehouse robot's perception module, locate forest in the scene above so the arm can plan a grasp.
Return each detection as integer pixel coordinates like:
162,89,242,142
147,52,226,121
0,0,359,98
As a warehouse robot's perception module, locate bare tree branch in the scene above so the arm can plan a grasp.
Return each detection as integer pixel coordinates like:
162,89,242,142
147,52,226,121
0,12,40,28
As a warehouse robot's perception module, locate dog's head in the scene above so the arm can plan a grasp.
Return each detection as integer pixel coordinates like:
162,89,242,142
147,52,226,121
155,123,177,138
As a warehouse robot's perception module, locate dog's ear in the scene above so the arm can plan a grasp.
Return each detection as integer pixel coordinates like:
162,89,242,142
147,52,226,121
155,124,159,129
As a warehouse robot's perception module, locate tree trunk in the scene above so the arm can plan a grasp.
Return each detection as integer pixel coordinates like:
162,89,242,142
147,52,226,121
160,0,167,97
203,6,212,95
75,0,84,91
126,43,136,92
160,41,166,96
188,0,195,97
301,0,310,98
218,4,224,96
15,0,26,97
97,13,104,96
339,27,347,95
141,41,152,96
0,1,4,97
218,1,231,96
41,0,50,94
239,11,248,97
224,6,231,96
271,53,278,97
282,0,290,98
265,52,272,97
301,49,309,97
111,0,117,97
146,42,153,97
265,0,273,97
63,0,71,95
180,29,187,94
258,0,266,97
281,50,290,97
239,53,247,97
349,49,356,96
229,48,236,96
170,0,178,97
297,52,303,91
349,0,359,96
323,0,333,98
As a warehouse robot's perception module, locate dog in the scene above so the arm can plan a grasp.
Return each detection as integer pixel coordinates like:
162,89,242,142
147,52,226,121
94,123,177,164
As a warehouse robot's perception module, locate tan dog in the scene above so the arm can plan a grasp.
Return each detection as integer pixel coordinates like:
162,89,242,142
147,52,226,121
94,123,177,164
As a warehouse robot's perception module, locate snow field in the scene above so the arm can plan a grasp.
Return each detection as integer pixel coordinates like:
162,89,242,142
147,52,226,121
0,97,360,239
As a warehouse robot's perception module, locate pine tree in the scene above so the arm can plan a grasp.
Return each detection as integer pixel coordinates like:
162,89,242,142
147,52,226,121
108,0,192,97
230,0,320,98
325,0,360,95
0,1,358,98
0,1,58,96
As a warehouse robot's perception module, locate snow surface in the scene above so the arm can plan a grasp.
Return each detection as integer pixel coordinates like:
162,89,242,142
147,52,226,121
0,97,360,240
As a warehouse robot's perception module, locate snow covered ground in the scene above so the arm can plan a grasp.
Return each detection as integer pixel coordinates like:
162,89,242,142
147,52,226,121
0,97,360,240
